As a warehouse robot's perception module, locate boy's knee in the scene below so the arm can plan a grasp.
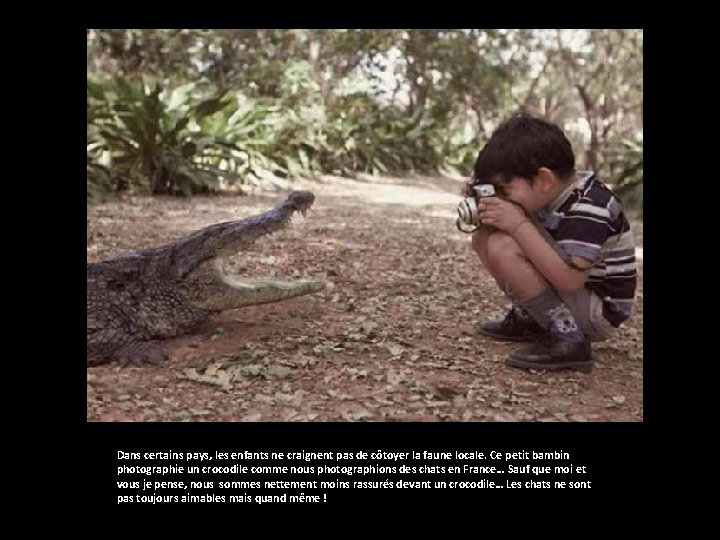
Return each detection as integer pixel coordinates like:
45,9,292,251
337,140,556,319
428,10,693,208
471,229,489,256
485,231,522,262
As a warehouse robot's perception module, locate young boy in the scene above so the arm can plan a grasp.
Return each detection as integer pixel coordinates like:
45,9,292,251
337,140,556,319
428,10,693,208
465,114,637,373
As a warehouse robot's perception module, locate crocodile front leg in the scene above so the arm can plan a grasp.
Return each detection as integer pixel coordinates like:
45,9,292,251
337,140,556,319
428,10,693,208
113,340,169,366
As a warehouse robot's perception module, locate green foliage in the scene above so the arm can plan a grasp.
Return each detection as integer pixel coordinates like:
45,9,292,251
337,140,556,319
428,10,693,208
87,29,643,199
87,74,473,194
87,75,242,195
607,137,643,191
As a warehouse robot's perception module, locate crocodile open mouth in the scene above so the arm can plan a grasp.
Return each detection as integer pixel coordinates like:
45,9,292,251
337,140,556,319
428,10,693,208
212,260,326,308
186,200,326,311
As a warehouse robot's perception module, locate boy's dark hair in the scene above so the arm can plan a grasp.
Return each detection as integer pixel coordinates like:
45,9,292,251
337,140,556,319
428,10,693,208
473,113,575,185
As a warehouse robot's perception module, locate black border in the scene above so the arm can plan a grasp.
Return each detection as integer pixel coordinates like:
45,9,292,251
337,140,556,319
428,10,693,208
76,25,659,513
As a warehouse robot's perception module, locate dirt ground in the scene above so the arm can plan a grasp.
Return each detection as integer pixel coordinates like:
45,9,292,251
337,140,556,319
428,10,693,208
86,174,643,422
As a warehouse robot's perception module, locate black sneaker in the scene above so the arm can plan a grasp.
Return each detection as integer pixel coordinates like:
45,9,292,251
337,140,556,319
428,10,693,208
506,336,592,373
478,308,547,342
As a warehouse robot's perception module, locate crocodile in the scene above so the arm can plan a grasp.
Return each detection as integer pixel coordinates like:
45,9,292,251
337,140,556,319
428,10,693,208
87,191,325,366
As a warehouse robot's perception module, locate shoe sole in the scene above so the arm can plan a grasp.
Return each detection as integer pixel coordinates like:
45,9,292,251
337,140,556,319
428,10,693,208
505,357,593,373
477,328,547,343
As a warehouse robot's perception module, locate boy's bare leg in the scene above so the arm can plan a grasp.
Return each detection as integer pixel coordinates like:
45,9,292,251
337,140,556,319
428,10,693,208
472,229,591,371
473,229,548,300
471,228,546,340
477,229,582,337
471,227,505,286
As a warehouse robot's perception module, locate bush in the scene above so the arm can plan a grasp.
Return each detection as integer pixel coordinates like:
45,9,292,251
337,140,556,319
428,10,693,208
87,75,242,195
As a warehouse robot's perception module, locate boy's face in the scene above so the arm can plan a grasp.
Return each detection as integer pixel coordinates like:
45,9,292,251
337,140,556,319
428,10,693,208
493,168,560,215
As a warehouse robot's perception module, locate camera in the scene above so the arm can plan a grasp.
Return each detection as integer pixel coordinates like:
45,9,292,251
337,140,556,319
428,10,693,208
456,183,496,232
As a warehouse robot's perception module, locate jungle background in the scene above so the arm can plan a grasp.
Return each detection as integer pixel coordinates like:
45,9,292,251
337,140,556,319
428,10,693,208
87,29,643,422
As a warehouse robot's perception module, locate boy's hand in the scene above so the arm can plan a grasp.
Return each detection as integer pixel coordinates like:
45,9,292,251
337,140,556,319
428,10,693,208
478,197,529,235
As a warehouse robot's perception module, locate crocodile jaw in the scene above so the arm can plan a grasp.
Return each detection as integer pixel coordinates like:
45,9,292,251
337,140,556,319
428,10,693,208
187,257,326,311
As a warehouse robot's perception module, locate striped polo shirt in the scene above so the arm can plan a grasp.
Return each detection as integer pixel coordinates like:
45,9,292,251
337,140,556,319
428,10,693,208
538,171,637,328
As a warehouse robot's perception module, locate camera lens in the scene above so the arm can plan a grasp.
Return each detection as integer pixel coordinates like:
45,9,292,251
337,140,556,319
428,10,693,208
458,197,478,225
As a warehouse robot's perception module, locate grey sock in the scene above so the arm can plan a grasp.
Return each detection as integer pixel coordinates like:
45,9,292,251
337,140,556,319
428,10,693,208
517,289,585,343
503,286,533,321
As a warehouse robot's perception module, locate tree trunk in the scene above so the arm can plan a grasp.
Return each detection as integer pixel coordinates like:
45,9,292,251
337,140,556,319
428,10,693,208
405,31,431,114
576,85,599,170
585,129,599,171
